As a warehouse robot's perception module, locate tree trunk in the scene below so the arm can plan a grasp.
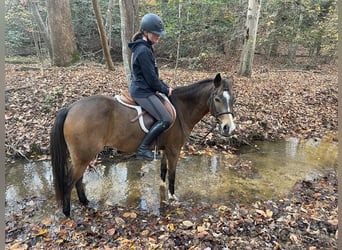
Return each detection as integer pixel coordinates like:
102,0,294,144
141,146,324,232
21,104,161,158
119,0,139,86
238,0,262,77
92,0,115,71
174,4,183,72
105,0,116,54
225,0,247,57
46,0,78,67
287,8,303,65
28,0,52,61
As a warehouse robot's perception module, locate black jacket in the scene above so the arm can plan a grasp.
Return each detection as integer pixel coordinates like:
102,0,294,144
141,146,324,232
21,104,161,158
128,38,169,98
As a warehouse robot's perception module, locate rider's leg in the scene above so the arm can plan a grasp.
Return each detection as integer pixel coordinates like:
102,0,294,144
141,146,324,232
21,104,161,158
134,95,172,160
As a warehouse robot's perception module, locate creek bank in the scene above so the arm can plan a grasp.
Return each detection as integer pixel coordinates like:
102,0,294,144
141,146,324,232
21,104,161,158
5,61,338,249
5,173,337,249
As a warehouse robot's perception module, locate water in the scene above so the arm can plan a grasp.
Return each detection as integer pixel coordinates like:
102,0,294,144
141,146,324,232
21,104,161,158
236,137,337,200
5,138,337,218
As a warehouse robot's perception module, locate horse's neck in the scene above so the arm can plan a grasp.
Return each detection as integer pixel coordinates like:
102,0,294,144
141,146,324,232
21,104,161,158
174,84,212,135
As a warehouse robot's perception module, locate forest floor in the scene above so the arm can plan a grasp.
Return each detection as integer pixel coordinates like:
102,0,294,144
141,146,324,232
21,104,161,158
5,56,338,249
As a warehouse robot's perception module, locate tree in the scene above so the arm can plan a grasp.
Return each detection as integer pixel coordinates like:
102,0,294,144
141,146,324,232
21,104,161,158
174,3,183,72
27,0,52,62
317,0,337,62
46,0,78,66
104,0,116,53
119,0,139,85
238,0,262,77
92,0,114,70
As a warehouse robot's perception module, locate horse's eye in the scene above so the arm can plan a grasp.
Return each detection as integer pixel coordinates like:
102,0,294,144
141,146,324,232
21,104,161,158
214,97,220,102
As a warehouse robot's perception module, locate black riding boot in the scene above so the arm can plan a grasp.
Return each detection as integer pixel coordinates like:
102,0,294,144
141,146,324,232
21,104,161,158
136,120,170,160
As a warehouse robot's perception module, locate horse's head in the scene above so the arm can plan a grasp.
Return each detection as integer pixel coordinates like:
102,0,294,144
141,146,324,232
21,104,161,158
208,73,236,136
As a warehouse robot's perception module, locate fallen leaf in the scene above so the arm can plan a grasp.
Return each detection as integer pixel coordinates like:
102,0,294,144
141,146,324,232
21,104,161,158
182,220,194,229
123,212,137,219
106,228,116,236
197,230,209,238
34,229,47,237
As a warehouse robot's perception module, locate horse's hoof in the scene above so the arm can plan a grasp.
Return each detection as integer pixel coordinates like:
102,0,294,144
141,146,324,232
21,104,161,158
80,198,89,206
167,191,178,201
63,209,71,217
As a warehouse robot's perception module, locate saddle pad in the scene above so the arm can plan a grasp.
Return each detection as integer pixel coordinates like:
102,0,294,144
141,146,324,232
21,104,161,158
115,95,150,133
114,92,177,133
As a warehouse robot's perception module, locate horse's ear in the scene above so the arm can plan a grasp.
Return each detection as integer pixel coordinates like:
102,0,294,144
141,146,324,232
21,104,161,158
214,73,221,88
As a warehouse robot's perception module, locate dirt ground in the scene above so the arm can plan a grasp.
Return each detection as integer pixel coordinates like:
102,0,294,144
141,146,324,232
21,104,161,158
5,57,338,249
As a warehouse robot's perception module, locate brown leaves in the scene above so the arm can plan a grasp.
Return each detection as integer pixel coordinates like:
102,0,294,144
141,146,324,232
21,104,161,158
255,208,273,219
5,173,337,249
5,62,338,161
4,60,338,249
5,63,127,161
233,66,337,143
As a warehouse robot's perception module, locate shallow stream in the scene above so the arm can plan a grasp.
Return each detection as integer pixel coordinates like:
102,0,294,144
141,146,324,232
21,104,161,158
5,137,337,218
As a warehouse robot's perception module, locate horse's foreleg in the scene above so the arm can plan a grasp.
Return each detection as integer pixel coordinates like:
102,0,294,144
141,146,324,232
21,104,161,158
168,169,175,196
168,160,177,200
166,150,180,200
75,176,89,205
160,155,167,183
167,169,179,201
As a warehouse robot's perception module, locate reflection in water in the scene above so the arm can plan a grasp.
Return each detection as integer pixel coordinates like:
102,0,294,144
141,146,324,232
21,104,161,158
5,138,337,218
6,161,54,207
236,137,337,200
83,160,165,215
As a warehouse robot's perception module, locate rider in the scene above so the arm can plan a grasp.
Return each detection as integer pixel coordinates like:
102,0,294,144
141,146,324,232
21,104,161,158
128,13,173,160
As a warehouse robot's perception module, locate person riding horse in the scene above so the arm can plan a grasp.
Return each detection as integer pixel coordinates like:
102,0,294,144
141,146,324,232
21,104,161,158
50,14,236,218
128,13,173,161
50,73,235,217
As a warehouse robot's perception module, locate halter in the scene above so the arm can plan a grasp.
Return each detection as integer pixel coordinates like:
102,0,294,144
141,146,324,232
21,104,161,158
208,89,234,119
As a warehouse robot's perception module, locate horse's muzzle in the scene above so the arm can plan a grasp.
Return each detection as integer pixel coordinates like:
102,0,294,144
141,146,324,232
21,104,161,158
219,114,236,136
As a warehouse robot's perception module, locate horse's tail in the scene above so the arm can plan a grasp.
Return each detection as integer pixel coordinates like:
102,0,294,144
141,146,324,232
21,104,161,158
50,107,70,207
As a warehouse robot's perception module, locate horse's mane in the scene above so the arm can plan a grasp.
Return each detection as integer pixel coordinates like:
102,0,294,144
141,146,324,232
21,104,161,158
167,78,214,137
171,78,213,100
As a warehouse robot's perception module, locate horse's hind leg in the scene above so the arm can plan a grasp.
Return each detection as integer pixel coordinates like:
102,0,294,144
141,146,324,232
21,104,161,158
67,152,94,215
75,176,89,205
62,184,73,217
62,177,87,217
160,155,167,183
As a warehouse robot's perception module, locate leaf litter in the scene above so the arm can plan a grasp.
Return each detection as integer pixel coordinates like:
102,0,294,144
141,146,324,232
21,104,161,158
5,59,338,249
5,173,337,249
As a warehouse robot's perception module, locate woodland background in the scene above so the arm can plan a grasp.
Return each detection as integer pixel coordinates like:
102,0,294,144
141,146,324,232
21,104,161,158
5,0,337,70
5,1,338,249
4,0,338,159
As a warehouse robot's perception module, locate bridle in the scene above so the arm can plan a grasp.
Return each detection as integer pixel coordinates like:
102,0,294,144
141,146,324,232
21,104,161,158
208,89,234,120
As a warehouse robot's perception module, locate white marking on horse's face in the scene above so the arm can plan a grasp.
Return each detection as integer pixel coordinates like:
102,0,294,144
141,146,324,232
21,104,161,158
219,91,236,135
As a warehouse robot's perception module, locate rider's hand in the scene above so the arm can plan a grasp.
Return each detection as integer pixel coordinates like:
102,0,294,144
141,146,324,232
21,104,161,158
168,87,173,96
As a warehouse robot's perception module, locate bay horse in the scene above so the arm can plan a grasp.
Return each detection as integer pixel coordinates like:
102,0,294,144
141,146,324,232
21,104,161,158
50,73,235,217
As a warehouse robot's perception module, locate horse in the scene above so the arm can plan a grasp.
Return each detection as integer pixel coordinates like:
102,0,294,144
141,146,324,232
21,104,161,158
50,73,236,217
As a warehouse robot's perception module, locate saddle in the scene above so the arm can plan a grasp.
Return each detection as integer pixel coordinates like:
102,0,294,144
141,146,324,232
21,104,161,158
115,91,176,133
